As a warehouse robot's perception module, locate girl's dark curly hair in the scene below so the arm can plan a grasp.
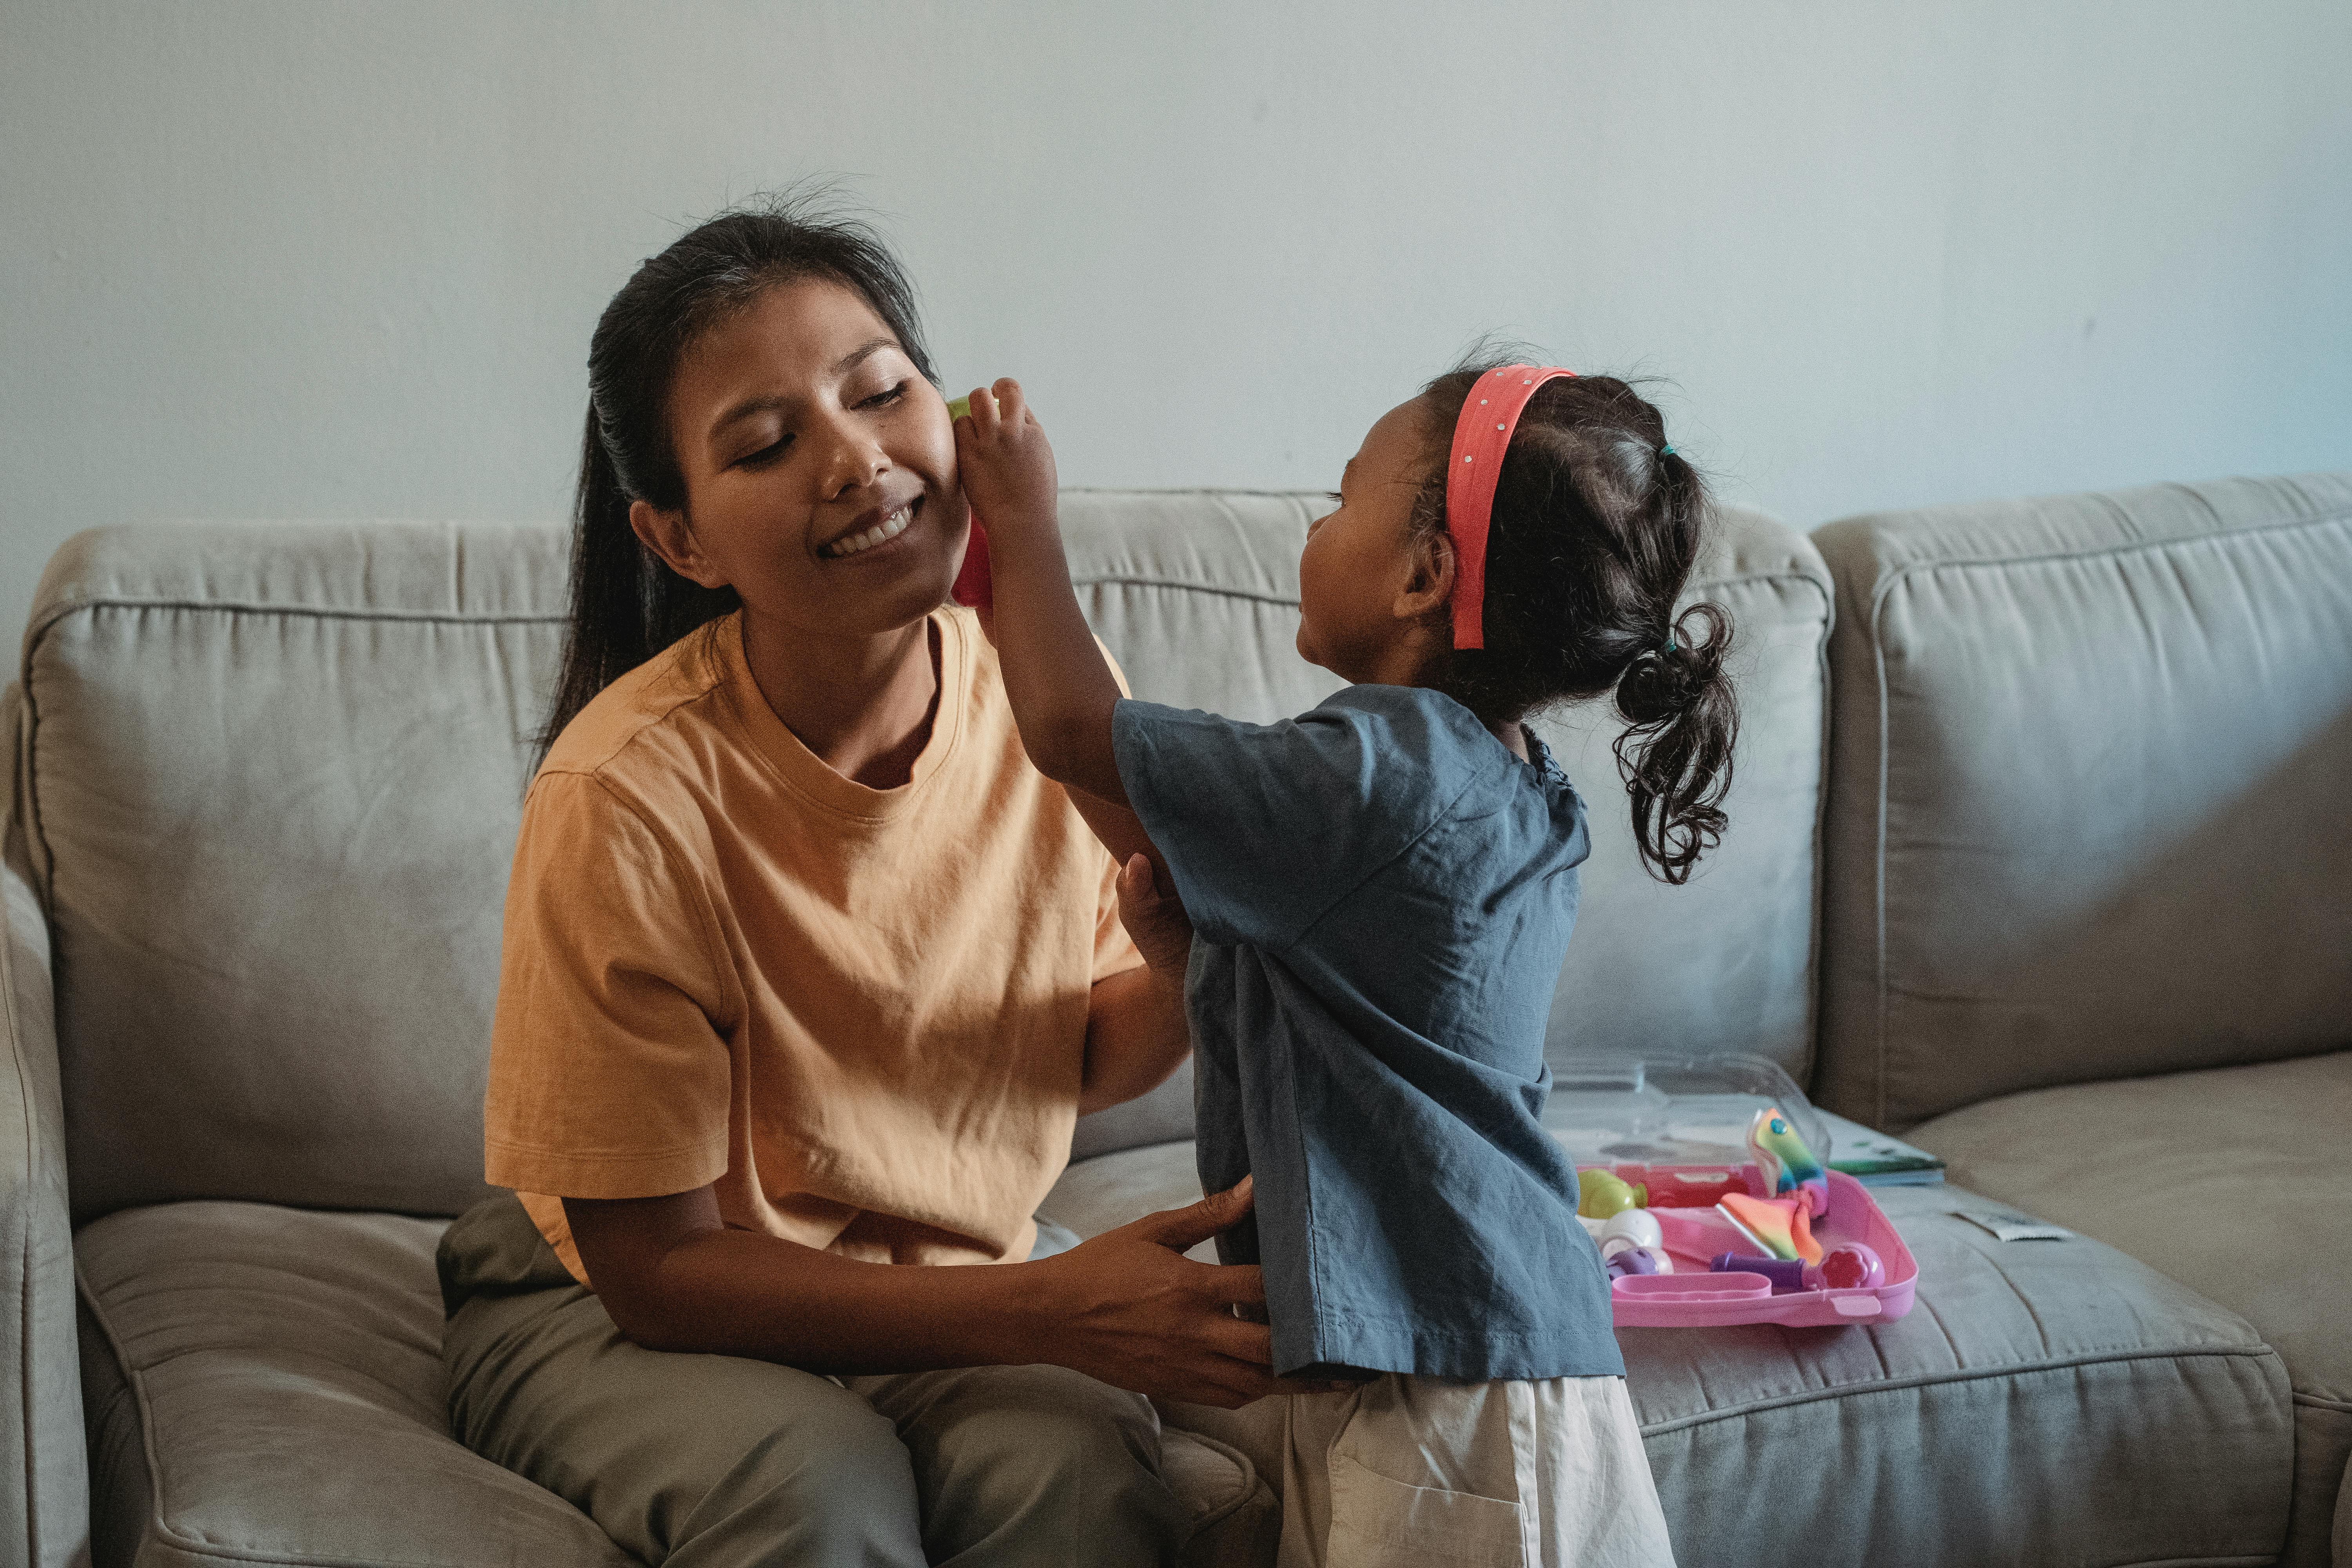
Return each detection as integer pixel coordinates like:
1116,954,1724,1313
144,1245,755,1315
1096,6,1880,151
1407,360,1739,883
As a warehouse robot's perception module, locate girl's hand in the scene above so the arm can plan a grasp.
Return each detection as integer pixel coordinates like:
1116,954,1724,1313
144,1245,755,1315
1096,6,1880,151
1025,1178,1330,1408
953,378,1058,538
1115,853,1194,976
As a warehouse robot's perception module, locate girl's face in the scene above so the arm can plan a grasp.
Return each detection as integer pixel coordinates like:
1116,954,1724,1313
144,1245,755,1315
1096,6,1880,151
1295,397,1450,682
634,276,967,639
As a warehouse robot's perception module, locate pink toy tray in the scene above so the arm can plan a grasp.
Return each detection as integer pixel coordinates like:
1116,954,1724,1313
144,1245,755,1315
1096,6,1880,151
1589,1164,1918,1329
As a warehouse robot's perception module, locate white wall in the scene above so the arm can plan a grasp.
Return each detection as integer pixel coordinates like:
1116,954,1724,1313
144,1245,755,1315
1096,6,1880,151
5,1,2348,654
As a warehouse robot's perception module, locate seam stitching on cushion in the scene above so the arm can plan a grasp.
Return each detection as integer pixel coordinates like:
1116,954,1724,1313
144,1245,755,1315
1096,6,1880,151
1636,1342,2283,1436
2292,1391,2351,1414
27,600,563,643
1867,501,2352,586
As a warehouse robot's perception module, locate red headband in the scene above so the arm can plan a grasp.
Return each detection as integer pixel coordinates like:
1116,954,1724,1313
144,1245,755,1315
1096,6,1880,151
1445,365,1576,648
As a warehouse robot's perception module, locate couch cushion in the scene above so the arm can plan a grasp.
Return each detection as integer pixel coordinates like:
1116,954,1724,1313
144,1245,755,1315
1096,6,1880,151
76,1199,1270,1568
1909,1050,2352,1568
76,1201,628,1568
1810,472,2352,1131
1047,1143,2296,1566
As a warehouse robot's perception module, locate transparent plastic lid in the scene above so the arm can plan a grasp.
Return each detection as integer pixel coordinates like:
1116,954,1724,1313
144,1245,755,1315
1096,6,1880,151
1540,1053,1831,1170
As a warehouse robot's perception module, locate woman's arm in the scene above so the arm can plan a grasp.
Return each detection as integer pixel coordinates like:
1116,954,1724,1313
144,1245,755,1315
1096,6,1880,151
566,1178,1314,1407
954,379,1133,813
1079,853,1194,1114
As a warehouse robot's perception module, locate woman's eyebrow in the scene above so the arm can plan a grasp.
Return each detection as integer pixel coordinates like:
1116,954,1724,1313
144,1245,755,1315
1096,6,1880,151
829,336,899,376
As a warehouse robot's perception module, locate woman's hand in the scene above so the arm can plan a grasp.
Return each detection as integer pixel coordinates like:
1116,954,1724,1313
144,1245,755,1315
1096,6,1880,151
1115,853,1194,975
954,378,1057,539
1023,1178,1328,1408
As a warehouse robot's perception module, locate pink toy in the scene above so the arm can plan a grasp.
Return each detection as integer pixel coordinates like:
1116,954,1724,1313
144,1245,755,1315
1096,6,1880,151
1591,1167,1918,1329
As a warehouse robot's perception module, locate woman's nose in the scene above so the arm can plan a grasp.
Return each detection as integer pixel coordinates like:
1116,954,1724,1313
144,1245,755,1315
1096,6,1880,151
816,417,888,497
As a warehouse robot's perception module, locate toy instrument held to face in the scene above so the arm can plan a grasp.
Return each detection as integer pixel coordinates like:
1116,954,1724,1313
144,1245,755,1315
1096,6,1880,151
944,394,993,610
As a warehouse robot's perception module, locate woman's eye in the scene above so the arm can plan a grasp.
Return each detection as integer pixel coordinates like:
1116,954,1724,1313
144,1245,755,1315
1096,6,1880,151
737,436,790,467
860,381,909,409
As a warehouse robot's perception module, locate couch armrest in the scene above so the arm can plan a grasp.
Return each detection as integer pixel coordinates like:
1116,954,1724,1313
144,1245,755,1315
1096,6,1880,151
0,681,88,1566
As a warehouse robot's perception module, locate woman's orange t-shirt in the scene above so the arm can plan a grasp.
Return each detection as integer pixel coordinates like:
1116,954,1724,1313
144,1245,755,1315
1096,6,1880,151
483,608,1140,1285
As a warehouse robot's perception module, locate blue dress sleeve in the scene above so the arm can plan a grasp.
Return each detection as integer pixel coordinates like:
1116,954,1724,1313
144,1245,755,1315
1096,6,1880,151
1111,691,1473,950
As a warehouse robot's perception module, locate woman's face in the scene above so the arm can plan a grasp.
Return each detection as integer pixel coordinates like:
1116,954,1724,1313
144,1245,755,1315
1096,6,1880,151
637,276,967,638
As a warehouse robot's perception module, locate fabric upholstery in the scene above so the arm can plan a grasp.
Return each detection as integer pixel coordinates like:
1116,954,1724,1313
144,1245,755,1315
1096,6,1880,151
76,1198,1276,1568
1910,1050,2352,1568
0,713,88,1568
1046,1142,2296,1567
1811,472,2352,1131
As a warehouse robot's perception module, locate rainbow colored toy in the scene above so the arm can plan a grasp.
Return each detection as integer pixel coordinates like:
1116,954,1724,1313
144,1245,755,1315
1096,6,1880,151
1748,1106,1831,1216
1717,1192,1825,1266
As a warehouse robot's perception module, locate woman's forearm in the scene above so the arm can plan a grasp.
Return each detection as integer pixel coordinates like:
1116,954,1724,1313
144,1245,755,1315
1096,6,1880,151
572,1189,1044,1371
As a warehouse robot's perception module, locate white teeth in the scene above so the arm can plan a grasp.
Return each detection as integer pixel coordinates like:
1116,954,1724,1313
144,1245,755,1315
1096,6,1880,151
825,506,913,559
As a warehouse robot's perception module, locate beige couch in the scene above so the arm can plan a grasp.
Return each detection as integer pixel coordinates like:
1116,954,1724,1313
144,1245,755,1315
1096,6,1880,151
9,475,2348,1565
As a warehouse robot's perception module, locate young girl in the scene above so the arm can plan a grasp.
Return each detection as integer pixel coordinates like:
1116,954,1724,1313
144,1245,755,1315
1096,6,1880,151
958,363,1733,1566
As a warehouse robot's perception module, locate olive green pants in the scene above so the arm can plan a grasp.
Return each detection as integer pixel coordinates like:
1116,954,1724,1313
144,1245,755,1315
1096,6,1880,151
437,1194,1188,1567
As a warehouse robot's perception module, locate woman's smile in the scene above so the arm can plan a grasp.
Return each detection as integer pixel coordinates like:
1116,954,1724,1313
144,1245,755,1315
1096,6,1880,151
818,494,925,561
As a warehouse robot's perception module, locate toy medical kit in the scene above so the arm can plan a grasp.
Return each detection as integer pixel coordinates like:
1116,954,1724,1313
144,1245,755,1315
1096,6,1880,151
1711,1253,1809,1292
1543,1053,1915,1328
1576,1168,1646,1220
1747,1106,1831,1216
944,395,995,611
1443,365,1578,648
1605,1245,1663,1280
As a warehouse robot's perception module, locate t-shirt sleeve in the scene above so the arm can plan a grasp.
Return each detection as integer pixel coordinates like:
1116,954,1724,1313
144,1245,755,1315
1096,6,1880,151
1111,694,1449,949
483,771,739,1200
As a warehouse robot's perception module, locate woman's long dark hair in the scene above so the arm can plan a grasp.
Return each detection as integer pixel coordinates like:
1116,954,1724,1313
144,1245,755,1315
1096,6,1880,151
537,194,938,766
1409,359,1739,884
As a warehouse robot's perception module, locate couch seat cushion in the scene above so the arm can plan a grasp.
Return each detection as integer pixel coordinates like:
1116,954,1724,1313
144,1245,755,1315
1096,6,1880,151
1047,1142,2296,1567
78,1198,1270,1568
1911,1049,2352,1567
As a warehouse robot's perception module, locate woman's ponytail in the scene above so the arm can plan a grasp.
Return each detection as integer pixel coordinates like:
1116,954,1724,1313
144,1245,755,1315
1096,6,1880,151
1612,601,1737,884
534,408,739,766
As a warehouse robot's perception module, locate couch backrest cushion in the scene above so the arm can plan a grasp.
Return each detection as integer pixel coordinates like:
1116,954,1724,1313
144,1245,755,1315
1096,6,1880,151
1811,473,2352,1132
30,494,1828,1218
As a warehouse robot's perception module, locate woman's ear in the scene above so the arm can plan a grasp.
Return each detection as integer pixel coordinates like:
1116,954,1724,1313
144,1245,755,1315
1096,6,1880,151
629,499,726,590
1393,526,1457,622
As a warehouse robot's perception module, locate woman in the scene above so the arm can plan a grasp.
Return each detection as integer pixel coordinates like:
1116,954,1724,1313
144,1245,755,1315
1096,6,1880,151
437,200,1306,1568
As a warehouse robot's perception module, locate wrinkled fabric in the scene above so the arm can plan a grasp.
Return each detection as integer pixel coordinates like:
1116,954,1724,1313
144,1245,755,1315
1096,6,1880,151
1115,686,1616,1382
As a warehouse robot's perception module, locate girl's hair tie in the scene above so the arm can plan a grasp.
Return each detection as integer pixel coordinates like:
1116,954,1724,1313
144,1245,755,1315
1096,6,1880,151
1659,443,1675,458
1445,364,1578,648
1661,633,1679,655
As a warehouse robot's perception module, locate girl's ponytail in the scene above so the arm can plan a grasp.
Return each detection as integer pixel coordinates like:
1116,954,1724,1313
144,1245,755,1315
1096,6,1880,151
1611,600,1737,884
1409,363,1742,884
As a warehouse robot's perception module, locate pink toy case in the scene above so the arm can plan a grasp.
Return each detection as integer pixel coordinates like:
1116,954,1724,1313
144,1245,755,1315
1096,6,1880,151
1593,1164,1917,1328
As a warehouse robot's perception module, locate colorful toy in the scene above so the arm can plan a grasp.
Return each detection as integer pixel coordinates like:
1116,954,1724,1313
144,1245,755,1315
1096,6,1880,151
1599,1209,1664,1254
1577,1169,1647,1220
1640,1168,1747,1209
1712,1244,1885,1294
944,396,995,610
1605,1245,1664,1280
1717,1192,1824,1265
1747,1106,1830,1216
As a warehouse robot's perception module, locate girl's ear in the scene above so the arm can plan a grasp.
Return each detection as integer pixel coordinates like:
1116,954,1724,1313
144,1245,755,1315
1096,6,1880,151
629,499,727,590
1393,526,1457,622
